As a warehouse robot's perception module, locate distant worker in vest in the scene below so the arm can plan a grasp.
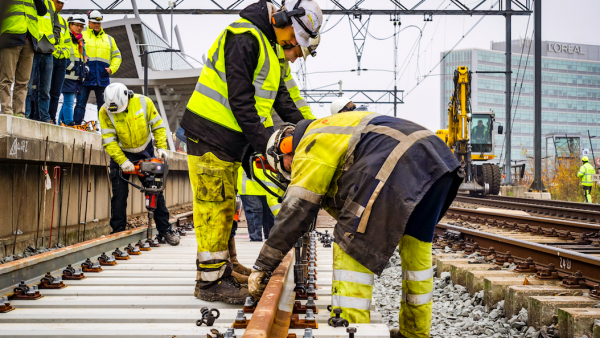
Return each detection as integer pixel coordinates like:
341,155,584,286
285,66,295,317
180,0,323,304
472,119,488,142
24,0,58,123
248,112,462,338
330,97,356,115
578,156,596,203
48,0,71,123
58,15,87,126
73,10,121,125
99,83,180,246
0,0,47,117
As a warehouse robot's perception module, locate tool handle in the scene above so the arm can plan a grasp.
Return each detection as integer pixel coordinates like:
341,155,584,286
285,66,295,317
53,166,61,192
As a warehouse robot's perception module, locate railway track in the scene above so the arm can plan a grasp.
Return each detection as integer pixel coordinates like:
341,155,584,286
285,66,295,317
0,215,390,337
454,195,600,222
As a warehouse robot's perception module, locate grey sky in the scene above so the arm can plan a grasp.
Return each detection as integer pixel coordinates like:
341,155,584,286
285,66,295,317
68,0,600,131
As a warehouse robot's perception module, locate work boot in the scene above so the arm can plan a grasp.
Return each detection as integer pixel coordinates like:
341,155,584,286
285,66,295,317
160,231,180,246
389,329,407,338
194,265,250,304
228,236,252,276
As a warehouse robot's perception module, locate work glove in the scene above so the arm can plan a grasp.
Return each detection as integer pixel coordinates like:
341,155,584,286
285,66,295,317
157,148,169,161
248,269,269,300
120,160,135,173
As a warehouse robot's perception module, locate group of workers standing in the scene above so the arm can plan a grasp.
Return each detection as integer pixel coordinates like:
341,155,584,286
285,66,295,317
0,1,120,126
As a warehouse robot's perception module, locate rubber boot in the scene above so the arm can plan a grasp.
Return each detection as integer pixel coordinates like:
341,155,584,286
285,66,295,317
229,236,252,276
194,265,250,304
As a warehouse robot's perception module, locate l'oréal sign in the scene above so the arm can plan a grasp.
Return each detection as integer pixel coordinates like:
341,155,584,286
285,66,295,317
547,43,585,55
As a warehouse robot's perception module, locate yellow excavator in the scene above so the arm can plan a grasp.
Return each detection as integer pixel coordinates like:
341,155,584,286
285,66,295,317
436,66,503,195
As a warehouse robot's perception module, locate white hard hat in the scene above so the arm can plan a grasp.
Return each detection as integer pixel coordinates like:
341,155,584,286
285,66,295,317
57,0,68,3
301,33,320,60
68,14,86,25
285,0,323,47
104,83,130,113
87,10,103,23
330,97,351,115
266,124,296,181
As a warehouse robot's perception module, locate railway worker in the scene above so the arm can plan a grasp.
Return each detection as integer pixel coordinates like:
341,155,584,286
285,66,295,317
578,156,595,203
99,82,180,246
179,0,322,304
248,112,462,338
48,0,71,123
73,10,121,125
58,15,87,126
330,97,357,115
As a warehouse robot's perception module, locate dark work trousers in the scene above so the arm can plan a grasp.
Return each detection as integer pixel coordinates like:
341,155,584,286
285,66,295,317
74,85,105,125
48,57,67,123
240,195,274,241
108,143,171,234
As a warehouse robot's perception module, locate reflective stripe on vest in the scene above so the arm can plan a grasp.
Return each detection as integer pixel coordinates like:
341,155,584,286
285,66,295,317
1,1,40,38
38,0,56,44
186,18,280,132
53,15,70,59
105,96,153,153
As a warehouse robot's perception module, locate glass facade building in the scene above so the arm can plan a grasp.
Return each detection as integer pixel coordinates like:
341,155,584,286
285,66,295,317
440,40,600,162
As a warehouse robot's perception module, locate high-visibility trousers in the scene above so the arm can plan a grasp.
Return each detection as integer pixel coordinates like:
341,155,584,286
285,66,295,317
188,151,240,282
331,237,433,337
583,186,593,203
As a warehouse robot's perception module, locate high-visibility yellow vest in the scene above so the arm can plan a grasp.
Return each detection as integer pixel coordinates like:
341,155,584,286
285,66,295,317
276,45,315,120
38,0,56,44
52,14,70,59
1,0,40,39
237,164,283,215
578,162,595,187
99,94,168,165
186,18,281,132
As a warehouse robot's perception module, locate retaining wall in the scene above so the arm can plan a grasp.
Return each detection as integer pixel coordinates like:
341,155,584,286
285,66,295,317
0,115,192,257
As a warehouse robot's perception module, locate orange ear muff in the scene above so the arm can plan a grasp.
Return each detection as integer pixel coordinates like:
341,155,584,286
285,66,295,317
279,136,293,154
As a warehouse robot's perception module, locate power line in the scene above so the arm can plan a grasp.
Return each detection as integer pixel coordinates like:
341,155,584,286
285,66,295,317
403,0,500,98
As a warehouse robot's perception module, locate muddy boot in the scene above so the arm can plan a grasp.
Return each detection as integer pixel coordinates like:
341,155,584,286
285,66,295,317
228,236,251,276
389,329,407,338
232,271,249,284
194,265,250,304
160,231,180,246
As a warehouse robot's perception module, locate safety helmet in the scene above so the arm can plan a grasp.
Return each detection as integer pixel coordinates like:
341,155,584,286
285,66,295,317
266,124,296,180
68,14,86,25
330,97,351,115
57,0,68,3
87,10,103,23
301,33,320,60
582,156,589,162
104,83,131,113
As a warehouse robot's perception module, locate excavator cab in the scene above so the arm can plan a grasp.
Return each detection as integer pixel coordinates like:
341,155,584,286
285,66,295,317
471,112,497,160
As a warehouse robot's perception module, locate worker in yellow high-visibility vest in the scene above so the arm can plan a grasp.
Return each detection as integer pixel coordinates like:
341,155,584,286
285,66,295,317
181,0,323,305
48,0,71,123
578,156,596,203
25,0,60,123
0,0,47,117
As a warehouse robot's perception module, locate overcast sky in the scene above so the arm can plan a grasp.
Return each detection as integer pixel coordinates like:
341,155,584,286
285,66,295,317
68,0,600,131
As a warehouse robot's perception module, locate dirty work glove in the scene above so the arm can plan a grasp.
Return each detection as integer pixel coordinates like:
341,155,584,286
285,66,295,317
157,148,168,161
248,269,269,300
120,160,135,173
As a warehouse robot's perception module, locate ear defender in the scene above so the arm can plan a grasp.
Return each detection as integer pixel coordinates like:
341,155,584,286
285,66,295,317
127,90,134,99
279,136,294,154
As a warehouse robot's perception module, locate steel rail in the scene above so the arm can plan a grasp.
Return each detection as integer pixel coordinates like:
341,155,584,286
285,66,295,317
446,206,600,233
470,194,600,213
243,252,294,338
435,222,600,283
455,196,600,222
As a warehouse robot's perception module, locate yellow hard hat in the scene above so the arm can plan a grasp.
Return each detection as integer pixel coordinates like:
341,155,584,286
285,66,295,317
582,156,589,162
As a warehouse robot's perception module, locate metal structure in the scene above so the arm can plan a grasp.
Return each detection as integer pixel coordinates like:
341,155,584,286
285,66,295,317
504,0,512,185
530,0,545,192
300,88,404,105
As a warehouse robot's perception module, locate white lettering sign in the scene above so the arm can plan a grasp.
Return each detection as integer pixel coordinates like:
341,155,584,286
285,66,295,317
547,43,585,55
9,138,28,156
592,174,600,182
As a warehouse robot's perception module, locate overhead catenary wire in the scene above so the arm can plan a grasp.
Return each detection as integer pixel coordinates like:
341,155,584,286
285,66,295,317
403,0,500,98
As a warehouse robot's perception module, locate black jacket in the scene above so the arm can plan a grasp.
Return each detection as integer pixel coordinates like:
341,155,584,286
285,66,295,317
181,0,304,161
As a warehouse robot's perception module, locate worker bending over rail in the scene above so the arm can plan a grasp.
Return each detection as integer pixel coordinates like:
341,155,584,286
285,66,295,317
99,82,180,246
180,0,323,304
249,112,462,338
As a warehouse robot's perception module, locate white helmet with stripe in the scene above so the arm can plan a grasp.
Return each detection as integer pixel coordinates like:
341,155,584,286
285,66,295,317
104,83,130,113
